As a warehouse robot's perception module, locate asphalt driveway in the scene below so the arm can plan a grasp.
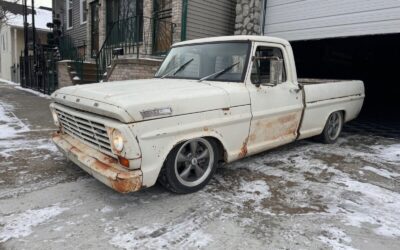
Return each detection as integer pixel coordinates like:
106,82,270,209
1,81,399,250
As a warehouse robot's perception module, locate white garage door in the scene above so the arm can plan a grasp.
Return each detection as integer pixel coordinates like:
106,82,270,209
263,0,400,41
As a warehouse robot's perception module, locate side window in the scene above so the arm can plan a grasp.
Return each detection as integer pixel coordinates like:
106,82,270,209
251,46,286,84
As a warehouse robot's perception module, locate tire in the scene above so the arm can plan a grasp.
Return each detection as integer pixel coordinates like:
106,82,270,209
318,111,344,144
158,138,220,194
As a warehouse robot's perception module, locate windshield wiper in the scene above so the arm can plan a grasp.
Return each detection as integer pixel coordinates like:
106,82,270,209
199,62,240,82
160,58,194,79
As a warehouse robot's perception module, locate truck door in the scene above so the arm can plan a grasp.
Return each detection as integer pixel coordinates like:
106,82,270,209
245,43,303,155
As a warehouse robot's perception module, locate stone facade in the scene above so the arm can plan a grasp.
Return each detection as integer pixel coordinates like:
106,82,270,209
107,59,162,82
235,0,262,35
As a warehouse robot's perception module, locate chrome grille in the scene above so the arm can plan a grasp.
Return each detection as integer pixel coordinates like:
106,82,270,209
55,109,112,153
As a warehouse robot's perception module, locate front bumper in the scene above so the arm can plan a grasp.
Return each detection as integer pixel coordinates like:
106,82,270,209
53,132,143,193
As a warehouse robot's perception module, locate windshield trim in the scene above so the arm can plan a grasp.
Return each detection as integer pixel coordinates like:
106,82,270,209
154,40,252,83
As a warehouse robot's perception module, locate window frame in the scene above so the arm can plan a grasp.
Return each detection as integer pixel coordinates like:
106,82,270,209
250,45,288,85
66,0,73,30
80,0,88,25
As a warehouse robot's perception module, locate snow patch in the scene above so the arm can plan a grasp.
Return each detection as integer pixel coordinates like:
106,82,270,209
109,225,212,250
0,205,69,242
100,206,114,213
318,227,356,250
14,86,51,99
372,144,400,163
0,78,19,85
362,166,400,179
0,103,29,139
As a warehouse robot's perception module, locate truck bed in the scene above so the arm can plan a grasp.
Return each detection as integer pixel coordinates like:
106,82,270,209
299,78,346,85
301,79,364,103
298,78,365,139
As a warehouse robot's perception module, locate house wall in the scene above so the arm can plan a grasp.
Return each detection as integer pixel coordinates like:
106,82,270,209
64,0,87,44
262,0,400,41
0,25,12,81
185,0,236,40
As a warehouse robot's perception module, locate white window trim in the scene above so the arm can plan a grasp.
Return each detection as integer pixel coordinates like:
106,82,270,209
66,0,73,30
80,0,87,25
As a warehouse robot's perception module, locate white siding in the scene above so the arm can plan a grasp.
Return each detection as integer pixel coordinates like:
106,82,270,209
0,25,12,81
263,0,400,41
186,0,236,40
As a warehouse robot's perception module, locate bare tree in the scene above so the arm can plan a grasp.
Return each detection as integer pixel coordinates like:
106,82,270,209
0,0,22,27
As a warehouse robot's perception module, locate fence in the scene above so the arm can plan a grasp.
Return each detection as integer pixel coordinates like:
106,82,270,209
96,15,175,81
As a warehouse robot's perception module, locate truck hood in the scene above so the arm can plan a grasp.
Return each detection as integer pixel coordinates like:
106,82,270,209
52,79,245,123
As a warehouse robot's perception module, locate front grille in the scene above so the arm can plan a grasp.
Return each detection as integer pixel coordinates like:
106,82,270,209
55,108,113,154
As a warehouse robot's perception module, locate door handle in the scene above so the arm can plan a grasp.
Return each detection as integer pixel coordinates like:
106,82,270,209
290,88,301,94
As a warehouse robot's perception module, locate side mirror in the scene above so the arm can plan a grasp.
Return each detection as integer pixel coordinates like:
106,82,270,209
269,59,283,86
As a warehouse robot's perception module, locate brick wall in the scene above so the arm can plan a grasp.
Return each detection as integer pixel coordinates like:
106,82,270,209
107,58,162,82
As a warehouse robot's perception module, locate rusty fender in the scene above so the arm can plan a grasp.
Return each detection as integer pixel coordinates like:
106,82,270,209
52,132,143,193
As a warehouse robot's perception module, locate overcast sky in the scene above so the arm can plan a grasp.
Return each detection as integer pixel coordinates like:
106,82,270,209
15,0,52,8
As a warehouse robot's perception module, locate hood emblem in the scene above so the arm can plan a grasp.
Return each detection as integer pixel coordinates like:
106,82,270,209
141,107,173,119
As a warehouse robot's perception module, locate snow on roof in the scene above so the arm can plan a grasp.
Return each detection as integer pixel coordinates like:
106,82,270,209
6,7,52,32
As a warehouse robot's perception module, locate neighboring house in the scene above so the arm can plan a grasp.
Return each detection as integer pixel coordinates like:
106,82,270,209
52,0,88,55
0,1,52,82
55,0,237,85
234,0,400,120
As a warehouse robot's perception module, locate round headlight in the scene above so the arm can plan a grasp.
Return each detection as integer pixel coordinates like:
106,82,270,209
112,129,124,152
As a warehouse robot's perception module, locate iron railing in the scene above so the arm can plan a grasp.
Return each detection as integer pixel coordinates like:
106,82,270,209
96,15,175,81
59,35,87,83
20,46,58,95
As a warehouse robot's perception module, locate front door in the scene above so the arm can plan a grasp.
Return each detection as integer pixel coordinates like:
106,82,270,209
246,42,303,155
90,1,99,58
153,0,173,54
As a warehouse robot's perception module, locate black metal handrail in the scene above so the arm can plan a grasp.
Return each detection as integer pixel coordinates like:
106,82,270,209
95,15,175,82
59,35,87,83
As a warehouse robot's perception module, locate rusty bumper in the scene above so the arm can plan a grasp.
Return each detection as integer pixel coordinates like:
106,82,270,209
52,132,143,193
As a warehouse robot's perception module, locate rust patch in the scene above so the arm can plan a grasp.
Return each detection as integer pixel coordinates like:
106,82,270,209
238,137,248,158
111,174,142,193
249,112,301,144
53,132,143,194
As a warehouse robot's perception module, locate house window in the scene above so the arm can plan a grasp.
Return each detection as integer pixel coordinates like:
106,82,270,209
106,0,143,41
80,0,87,24
66,0,73,29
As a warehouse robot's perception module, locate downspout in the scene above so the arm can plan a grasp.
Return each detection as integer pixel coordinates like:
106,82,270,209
261,0,267,36
181,0,188,41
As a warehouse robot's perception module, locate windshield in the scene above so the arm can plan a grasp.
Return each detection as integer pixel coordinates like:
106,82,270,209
155,42,250,82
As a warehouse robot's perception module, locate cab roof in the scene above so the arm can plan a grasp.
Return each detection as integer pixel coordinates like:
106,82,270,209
173,35,291,47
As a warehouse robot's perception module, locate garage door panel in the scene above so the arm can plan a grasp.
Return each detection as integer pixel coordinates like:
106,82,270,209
264,0,400,40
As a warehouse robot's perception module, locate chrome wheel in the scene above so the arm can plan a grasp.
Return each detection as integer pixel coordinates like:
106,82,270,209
174,138,214,187
327,112,342,140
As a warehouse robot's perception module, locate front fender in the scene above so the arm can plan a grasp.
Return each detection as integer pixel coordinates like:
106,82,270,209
129,106,251,187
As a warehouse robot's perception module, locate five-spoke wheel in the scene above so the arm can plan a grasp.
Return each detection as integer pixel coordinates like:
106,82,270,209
319,111,343,144
159,138,219,193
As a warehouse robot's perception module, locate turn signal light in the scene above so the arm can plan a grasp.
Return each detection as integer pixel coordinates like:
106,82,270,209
118,156,130,168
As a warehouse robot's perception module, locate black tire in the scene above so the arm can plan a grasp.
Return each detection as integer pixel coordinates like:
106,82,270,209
158,138,220,194
317,111,344,144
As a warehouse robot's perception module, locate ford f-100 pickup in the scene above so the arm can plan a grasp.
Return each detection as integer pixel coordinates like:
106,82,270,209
50,36,365,194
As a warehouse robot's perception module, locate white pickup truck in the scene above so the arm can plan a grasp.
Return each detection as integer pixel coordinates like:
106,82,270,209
50,36,365,194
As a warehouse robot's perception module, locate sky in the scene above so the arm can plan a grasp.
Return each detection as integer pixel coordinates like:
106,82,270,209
14,0,52,8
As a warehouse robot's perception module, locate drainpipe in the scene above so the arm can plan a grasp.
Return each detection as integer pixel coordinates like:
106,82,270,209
181,0,188,41
261,0,267,36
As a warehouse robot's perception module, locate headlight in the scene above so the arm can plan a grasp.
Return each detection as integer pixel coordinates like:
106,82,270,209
50,108,60,126
111,129,124,152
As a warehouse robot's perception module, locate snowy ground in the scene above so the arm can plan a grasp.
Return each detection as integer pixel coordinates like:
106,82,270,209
0,81,399,249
